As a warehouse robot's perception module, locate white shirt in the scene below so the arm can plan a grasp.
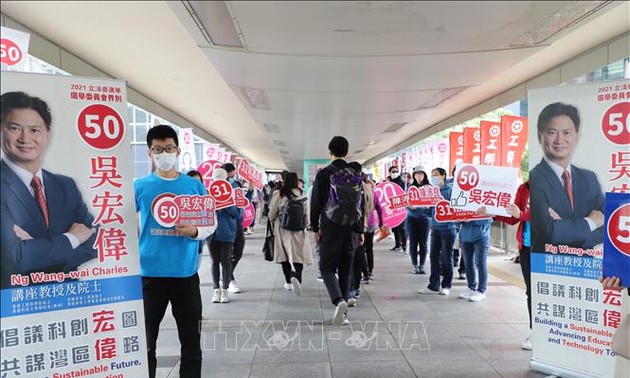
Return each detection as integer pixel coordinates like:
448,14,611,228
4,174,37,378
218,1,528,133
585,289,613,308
543,156,596,231
3,158,81,248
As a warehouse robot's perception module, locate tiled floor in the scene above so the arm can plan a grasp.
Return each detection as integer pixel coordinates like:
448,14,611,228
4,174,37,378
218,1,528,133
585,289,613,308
154,232,544,378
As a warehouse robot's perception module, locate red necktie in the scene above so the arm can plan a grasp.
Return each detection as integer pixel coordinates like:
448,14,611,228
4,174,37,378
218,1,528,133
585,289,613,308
31,176,49,228
562,170,574,211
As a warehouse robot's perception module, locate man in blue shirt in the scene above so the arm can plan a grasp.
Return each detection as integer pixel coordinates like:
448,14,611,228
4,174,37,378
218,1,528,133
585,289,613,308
135,125,215,378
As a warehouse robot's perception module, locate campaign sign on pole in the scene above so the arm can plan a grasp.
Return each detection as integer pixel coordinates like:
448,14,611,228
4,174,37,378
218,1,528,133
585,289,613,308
529,80,629,378
152,194,216,229
0,72,148,376
373,182,407,228
434,200,492,223
450,163,519,217
500,115,528,168
207,179,236,210
449,132,464,175
1,27,30,71
480,121,502,166
603,192,630,287
178,128,197,173
408,185,444,207
242,204,256,228
463,127,481,165
234,188,250,209
237,159,264,191
197,159,223,190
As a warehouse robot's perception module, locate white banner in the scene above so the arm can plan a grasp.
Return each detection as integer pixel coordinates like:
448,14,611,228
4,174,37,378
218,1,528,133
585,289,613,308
1,72,148,377
1,27,30,71
178,128,197,173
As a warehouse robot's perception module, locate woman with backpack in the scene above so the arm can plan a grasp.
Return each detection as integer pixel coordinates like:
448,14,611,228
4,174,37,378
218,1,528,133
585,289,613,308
405,166,432,274
268,172,313,296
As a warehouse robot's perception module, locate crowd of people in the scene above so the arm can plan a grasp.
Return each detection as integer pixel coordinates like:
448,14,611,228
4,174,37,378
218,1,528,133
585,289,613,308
127,127,626,378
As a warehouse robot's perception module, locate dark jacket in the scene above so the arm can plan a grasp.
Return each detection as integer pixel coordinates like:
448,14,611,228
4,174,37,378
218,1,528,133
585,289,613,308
430,184,457,231
309,159,365,234
212,205,241,243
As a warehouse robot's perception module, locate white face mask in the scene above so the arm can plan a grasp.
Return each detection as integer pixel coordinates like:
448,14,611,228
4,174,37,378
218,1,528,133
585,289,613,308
390,172,399,179
153,152,178,172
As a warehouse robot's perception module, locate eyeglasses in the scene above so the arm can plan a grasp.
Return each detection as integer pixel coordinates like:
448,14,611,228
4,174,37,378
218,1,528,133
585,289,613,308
150,145,178,154
391,171,399,174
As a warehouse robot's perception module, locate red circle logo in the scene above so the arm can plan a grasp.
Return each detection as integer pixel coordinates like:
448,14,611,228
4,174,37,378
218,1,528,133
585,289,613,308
601,102,630,145
209,180,234,203
77,104,125,150
0,39,23,66
151,193,179,228
456,165,480,191
607,203,630,256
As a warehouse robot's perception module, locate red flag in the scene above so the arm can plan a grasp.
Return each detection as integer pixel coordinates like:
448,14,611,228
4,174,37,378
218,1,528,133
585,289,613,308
449,132,464,174
480,121,502,166
463,127,481,165
500,115,528,168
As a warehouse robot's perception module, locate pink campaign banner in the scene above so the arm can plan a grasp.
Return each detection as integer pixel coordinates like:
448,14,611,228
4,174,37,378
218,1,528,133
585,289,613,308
373,182,407,228
197,159,224,190
242,203,255,228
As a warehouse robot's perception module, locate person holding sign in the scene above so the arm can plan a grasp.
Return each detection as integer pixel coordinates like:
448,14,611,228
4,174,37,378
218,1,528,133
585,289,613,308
530,102,605,252
387,165,407,253
222,162,245,294
405,166,432,275
458,216,493,302
1,91,98,289
134,125,216,378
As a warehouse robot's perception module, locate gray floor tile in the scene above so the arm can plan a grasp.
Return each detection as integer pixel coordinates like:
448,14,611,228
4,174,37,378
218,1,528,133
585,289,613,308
331,360,416,378
408,358,502,378
249,362,332,378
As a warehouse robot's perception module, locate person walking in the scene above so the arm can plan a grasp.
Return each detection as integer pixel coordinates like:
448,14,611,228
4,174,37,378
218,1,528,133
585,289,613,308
405,166,431,274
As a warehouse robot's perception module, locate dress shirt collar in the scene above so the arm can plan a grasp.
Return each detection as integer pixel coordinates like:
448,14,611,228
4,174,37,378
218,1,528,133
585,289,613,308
543,156,572,183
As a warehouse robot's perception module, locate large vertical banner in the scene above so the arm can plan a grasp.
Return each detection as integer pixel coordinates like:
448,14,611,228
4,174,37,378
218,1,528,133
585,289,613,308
480,121,502,166
500,115,528,168
1,72,148,377
178,128,197,173
528,80,629,378
463,127,481,165
449,131,464,175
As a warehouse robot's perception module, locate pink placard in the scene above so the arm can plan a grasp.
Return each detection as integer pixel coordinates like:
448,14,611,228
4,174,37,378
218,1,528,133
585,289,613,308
242,203,255,228
373,182,407,228
408,185,444,207
197,159,223,190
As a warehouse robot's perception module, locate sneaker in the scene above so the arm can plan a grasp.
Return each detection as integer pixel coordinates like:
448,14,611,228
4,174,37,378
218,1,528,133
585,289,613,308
284,283,293,291
316,278,324,283
439,288,450,296
457,272,466,280
291,277,302,297
459,288,476,300
220,289,230,303
228,280,241,294
211,289,221,303
332,301,348,326
469,292,486,302
418,287,440,295
390,246,401,251
521,335,533,350
348,298,357,307
342,315,350,326
411,265,419,274
419,266,426,274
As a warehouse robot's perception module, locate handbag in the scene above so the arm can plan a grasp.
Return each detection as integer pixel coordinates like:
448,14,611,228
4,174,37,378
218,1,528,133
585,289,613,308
263,219,274,262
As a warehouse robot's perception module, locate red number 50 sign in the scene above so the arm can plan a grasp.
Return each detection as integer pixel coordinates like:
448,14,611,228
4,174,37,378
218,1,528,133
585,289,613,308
78,104,126,150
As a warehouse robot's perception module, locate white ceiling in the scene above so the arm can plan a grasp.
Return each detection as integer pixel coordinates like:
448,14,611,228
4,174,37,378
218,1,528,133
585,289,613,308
2,1,629,173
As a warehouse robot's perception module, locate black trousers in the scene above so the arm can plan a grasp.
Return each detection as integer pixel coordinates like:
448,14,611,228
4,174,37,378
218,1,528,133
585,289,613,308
319,219,357,305
209,240,233,289
520,246,532,329
281,262,303,283
231,222,245,281
364,232,375,274
393,224,407,248
351,244,368,292
143,274,202,378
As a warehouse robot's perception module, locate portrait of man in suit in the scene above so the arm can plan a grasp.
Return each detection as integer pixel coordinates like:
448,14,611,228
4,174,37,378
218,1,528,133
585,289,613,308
530,102,605,252
1,91,98,289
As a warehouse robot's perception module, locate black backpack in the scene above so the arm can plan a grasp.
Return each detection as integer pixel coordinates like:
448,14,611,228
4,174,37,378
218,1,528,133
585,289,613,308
280,196,308,231
324,166,364,226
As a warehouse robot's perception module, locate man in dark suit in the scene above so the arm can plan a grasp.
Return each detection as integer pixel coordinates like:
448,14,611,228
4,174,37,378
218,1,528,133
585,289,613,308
1,91,97,289
530,102,605,252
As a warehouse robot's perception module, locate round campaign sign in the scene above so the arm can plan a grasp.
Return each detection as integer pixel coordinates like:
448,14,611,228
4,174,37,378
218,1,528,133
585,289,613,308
456,165,480,192
242,203,255,228
607,203,630,257
197,160,223,190
0,38,23,66
152,193,179,228
374,182,407,228
77,104,126,150
601,102,630,145
209,179,234,203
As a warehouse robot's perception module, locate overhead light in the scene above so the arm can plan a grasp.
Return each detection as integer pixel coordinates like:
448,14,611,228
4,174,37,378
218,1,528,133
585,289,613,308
240,87,271,110
185,1,245,48
368,141,376,145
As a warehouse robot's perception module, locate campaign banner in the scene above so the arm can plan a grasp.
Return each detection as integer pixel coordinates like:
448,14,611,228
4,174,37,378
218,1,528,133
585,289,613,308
500,115,528,168
450,163,519,217
197,159,224,190
602,192,630,287
151,194,216,230
434,200,492,223
434,138,449,172
234,188,250,209
242,203,256,228
373,181,407,228
237,159,264,191
463,127,481,165
408,185,444,207
449,131,464,175
207,179,236,210
202,143,220,162
1,26,30,71
529,80,629,378
480,121,502,166
0,72,148,376
178,128,197,173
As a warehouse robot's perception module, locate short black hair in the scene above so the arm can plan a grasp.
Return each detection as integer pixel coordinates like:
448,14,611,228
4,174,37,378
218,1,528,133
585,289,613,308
389,166,399,173
328,136,349,157
348,161,362,172
1,91,52,130
433,167,447,178
537,102,580,134
222,162,236,173
147,125,178,148
186,170,202,181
